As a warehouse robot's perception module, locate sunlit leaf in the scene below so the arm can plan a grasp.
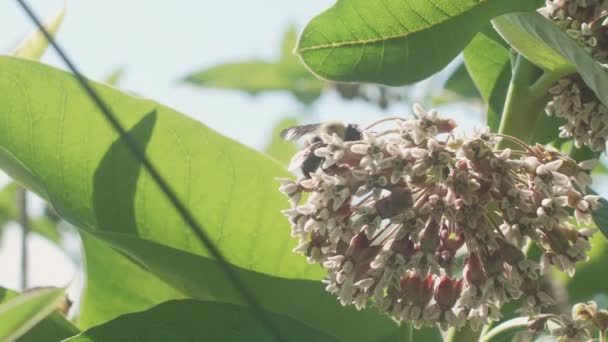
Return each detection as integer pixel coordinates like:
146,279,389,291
0,56,318,280
67,300,338,342
12,7,65,60
0,287,68,342
78,233,186,329
83,230,400,342
296,0,542,86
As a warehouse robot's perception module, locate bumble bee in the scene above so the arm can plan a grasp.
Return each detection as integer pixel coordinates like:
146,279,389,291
280,122,362,177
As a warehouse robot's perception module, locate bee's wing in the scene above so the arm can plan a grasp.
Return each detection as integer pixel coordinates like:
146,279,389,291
287,141,321,173
280,124,321,141
287,148,311,173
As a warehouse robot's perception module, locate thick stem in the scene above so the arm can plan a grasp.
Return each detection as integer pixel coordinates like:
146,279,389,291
18,187,28,290
498,55,545,146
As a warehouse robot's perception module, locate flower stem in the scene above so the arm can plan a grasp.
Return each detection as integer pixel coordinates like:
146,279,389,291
497,55,573,147
498,55,545,145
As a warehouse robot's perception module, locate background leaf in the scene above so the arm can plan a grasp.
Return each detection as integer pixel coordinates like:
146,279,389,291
67,300,338,342
0,287,79,342
296,0,541,86
0,287,67,341
185,27,324,104
12,7,65,60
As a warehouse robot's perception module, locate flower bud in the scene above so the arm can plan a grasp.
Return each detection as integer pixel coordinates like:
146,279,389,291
464,253,486,287
434,275,462,310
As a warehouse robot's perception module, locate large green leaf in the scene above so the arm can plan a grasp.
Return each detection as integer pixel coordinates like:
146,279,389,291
266,118,298,165
463,26,511,131
83,230,400,342
0,287,79,342
0,56,319,280
0,287,67,341
185,27,324,104
492,12,608,106
296,0,542,86
66,300,338,342
12,7,65,60
78,233,185,329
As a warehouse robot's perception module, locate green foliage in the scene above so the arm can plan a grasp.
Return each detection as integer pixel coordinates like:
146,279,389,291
0,287,73,341
443,63,481,101
12,7,65,60
78,233,184,329
0,56,318,280
463,25,511,131
185,26,324,104
296,0,541,85
83,230,399,341
68,300,338,342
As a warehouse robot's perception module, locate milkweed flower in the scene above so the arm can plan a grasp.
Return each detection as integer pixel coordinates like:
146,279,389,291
278,105,599,331
544,0,608,151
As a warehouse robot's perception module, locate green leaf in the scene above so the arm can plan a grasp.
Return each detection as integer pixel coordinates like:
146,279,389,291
185,27,324,104
463,26,511,131
66,300,338,342
492,12,608,107
564,232,608,301
296,0,541,86
0,287,67,342
266,118,298,165
588,188,608,240
479,317,529,342
443,63,481,100
0,55,319,281
103,68,125,87
78,232,185,329
0,287,79,342
12,7,65,60
83,230,399,342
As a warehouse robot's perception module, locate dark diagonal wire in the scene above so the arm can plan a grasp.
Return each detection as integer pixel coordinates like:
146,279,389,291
14,1,282,339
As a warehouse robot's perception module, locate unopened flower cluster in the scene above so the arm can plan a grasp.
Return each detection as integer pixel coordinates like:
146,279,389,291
278,105,599,331
544,0,608,151
528,301,608,341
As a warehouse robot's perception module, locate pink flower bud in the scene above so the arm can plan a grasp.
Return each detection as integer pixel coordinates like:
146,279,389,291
464,253,486,287
434,275,462,309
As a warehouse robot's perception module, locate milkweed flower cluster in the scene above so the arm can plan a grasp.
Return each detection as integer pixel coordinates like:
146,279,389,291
544,0,608,151
278,105,599,331
528,301,608,341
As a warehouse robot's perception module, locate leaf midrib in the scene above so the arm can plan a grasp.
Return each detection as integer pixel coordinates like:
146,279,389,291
296,0,490,53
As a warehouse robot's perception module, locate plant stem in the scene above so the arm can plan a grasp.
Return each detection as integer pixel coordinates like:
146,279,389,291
18,187,29,290
498,55,546,146
399,322,413,341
